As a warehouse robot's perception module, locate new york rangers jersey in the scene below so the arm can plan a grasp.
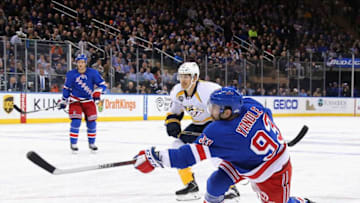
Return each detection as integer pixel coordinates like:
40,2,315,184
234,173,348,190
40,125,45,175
162,97,289,183
63,67,106,100
169,81,221,125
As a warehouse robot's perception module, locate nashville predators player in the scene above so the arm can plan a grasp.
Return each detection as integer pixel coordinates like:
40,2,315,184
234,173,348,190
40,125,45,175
165,62,240,201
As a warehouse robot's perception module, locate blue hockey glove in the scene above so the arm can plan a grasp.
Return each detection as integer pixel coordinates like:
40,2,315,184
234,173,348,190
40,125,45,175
166,122,181,138
57,98,67,109
134,147,163,173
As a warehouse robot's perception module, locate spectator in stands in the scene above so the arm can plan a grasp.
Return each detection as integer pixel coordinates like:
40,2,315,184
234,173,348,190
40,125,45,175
54,62,66,87
2,0,359,95
18,75,31,92
161,69,172,86
37,68,50,92
143,67,156,82
342,83,351,97
126,67,137,82
313,88,322,97
50,83,59,92
111,83,123,93
124,81,137,94
7,76,18,92
299,88,308,97
91,58,104,73
51,44,63,65
121,61,132,74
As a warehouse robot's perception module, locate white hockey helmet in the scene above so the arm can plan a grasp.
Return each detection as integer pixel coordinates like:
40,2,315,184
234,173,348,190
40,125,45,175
177,62,200,81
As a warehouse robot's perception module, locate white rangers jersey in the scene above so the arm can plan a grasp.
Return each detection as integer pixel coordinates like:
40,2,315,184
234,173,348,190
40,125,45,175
169,81,221,125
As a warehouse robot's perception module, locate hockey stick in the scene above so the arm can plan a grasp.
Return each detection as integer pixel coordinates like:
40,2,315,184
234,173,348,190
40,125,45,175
27,151,136,175
14,104,59,114
13,99,91,114
28,126,309,175
181,125,309,147
287,125,308,147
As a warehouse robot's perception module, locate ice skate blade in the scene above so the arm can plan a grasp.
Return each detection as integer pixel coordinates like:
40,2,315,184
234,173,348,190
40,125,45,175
71,150,79,154
176,192,201,201
89,149,98,154
224,197,241,203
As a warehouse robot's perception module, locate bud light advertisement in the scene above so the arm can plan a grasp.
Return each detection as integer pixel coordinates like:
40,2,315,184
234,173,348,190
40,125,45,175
326,58,360,68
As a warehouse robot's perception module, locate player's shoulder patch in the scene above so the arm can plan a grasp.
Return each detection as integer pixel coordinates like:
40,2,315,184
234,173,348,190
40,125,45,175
198,133,214,147
170,84,185,101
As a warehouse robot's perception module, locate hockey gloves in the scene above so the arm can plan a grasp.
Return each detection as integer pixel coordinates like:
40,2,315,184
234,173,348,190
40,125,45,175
165,112,184,138
134,147,163,173
166,122,181,138
178,133,198,144
92,88,102,101
57,98,67,109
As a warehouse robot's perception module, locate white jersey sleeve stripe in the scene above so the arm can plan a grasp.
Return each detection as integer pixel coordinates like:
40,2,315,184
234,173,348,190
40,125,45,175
190,144,201,163
202,145,212,159
189,144,211,163
159,150,171,167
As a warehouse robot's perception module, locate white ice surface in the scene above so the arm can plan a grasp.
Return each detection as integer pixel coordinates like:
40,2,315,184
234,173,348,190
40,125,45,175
0,117,359,203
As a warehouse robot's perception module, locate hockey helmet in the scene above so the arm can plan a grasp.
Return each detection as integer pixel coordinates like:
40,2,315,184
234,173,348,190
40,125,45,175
177,62,200,81
209,87,243,114
75,54,88,63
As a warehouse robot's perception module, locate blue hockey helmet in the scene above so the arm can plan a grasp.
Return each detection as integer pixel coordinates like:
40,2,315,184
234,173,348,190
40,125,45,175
75,54,87,63
209,87,243,114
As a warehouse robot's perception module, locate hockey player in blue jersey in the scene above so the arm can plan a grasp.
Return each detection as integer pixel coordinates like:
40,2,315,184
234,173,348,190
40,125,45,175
58,54,106,152
134,87,314,203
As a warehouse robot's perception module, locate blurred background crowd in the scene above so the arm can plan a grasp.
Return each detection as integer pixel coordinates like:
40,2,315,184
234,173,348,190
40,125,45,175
0,0,359,97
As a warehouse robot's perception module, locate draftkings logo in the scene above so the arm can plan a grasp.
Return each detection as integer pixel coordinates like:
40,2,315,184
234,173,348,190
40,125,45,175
3,95,14,114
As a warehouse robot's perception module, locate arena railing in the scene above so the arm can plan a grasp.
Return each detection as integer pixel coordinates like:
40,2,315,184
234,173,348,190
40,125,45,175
1,37,359,97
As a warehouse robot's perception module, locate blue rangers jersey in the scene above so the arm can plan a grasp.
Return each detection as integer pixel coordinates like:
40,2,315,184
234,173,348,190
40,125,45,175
62,67,106,100
161,98,289,183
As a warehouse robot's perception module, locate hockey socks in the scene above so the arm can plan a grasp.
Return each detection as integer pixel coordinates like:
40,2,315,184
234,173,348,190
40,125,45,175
86,120,96,144
70,119,81,144
178,167,194,185
68,119,98,151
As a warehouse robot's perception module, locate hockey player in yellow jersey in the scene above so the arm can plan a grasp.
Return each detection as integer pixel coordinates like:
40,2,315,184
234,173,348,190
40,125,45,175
165,62,240,201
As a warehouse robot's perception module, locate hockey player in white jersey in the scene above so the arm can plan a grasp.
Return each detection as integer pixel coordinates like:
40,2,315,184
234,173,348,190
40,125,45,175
165,62,240,201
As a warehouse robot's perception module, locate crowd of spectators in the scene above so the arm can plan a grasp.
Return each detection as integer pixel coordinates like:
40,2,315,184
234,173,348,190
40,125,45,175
0,0,359,96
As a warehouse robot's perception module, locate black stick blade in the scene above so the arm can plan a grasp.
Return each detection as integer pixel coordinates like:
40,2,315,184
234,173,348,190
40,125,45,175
13,104,24,114
27,151,56,174
288,125,309,147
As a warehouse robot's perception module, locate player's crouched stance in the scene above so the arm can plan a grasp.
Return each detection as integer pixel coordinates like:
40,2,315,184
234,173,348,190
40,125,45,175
58,54,106,153
134,87,315,203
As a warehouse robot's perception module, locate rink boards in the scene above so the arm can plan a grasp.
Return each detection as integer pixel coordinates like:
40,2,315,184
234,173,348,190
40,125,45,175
0,92,360,124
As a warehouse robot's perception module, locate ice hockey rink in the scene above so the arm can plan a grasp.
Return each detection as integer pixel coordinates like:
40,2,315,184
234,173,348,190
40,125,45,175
0,117,359,203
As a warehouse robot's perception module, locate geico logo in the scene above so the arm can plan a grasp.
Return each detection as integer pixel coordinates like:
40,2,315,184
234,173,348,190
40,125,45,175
273,99,298,110
105,99,136,111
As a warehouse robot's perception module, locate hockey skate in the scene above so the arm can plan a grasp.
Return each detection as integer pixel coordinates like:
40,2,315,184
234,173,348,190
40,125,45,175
175,180,201,201
70,144,79,153
89,143,98,152
224,186,241,202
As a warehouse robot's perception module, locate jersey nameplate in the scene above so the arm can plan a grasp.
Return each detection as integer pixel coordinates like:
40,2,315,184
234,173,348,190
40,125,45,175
236,106,263,137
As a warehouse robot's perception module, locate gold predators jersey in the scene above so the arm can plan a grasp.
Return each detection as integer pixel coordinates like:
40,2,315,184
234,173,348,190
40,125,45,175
169,81,221,125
